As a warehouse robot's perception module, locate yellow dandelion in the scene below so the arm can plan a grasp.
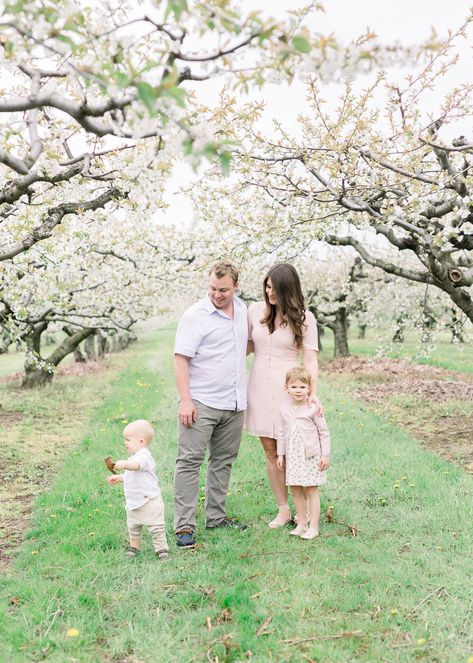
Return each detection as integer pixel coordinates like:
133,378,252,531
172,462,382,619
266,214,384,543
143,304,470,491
409,483,415,487
417,638,426,645
50,514,57,519
31,550,38,555
107,504,113,508
401,476,407,481
88,532,95,537
94,509,100,513
391,608,398,615
443,470,450,474
66,628,80,637
394,485,400,489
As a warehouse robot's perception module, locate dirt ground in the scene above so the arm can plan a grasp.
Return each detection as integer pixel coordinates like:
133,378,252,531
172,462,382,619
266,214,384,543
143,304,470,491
325,356,473,474
0,358,127,572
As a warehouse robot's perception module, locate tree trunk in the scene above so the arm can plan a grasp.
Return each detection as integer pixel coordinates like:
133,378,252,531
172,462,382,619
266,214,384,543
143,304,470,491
22,363,54,388
316,322,323,351
84,334,96,360
22,322,50,388
332,308,350,357
358,324,366,339
22,326,95,388
117,333,137,351
64,325,87,363
449,307,465,343
74,345,86,362
96,331,109,359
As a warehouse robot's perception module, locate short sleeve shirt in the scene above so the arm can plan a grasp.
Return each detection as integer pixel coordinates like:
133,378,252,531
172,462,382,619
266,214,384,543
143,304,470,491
174,295,248,410
123,447,161,510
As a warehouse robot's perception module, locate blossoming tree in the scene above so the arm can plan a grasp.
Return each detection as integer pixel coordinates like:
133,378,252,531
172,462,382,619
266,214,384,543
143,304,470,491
191,11,473,326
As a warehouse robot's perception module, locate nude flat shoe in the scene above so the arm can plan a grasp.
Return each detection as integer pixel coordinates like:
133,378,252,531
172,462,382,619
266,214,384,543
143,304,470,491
289,524,307,536
268,513,292,528
300,528,319,540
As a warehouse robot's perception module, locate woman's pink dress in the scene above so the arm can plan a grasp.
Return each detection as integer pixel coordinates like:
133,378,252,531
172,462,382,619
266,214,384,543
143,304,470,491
246,301,319,438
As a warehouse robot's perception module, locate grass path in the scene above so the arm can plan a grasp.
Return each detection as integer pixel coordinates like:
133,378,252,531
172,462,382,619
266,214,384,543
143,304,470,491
1,326,472,662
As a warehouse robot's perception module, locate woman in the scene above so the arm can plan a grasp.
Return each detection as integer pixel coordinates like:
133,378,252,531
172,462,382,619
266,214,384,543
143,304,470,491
247,263,319,528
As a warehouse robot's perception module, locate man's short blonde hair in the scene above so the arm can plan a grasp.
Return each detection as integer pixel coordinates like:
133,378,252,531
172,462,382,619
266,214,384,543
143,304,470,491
285,366,312,387
209,261,239,285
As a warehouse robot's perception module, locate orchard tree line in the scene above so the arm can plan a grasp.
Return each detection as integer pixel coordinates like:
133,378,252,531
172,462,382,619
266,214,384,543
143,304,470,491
0,0,319,385
190,8,473,354
1,0,470,386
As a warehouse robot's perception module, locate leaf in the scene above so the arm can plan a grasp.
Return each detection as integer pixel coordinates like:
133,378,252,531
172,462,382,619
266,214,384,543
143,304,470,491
136,82,158,116
114,71,130,88
56,34,77,52
161,85,187,108
218,151,232,175
292,35,312,53
258,27,275,45
3,40,14,59
183,137,193,155
165,0,188,21
4,1,25,14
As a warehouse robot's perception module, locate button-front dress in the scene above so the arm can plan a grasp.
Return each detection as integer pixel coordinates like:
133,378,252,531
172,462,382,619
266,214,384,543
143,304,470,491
246,301,319,438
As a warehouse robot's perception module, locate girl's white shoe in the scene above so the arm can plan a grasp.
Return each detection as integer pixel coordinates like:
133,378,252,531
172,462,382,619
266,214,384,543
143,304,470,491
300,528,319,540
289,524,307,536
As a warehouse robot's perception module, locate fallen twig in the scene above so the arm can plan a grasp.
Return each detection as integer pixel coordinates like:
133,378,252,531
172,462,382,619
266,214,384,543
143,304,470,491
404,586,445,620
282,630,364,646
240,550,294,558
326,506,361,536
206,617,212,631
256,615,273,636
43,608,62,638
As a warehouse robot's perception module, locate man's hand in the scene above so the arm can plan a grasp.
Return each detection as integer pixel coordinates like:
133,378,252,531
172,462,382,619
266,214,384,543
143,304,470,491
319,456,330,471
179,397,197,428
276,455,285,471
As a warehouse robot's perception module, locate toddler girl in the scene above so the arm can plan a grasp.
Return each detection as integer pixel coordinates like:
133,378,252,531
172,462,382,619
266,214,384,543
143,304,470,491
276,367,331,539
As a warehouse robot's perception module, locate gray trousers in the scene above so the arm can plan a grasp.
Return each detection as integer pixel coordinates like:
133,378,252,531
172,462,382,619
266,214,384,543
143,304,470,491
174,400,244,533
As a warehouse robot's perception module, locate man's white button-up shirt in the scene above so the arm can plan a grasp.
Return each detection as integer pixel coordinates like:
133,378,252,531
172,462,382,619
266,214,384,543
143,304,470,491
174,295,248,411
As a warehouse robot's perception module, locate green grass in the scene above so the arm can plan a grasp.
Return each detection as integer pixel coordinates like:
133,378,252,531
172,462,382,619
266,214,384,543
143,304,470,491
1,326,472,662
0,342,76,378
0,350,27,377
320,327,473,374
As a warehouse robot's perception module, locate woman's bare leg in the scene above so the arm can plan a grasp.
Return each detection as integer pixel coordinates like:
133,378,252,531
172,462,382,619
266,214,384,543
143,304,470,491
260,436,290,526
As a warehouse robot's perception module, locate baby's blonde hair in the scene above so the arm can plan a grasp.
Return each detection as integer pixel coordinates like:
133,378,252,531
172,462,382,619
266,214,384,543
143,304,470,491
285,366,312,387
124,419,155,444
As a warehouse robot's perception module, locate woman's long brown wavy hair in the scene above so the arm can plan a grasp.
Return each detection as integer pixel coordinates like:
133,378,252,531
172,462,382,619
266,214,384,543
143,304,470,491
261,263,306,349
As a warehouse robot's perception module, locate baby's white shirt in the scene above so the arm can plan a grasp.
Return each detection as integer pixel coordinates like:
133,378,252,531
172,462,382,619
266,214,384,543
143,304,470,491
123,447,161,510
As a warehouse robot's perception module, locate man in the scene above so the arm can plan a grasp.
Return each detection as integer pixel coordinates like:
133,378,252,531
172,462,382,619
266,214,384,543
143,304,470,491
173,261,248,547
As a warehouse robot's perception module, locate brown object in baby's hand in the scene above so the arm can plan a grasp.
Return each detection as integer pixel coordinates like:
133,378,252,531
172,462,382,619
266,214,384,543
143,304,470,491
104,456,116,474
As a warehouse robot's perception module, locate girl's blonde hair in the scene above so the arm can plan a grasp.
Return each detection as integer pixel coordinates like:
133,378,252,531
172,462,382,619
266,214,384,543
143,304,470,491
285,366,312,386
